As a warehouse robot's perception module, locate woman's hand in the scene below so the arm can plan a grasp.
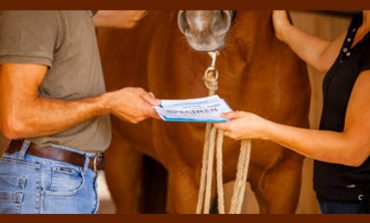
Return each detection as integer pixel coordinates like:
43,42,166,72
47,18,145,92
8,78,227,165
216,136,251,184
94,11,148,29
272,10,292,42
214,111,272,140
272,10,340,72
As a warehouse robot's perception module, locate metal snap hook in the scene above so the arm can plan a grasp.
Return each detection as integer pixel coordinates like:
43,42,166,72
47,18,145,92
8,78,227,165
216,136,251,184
204,67,219,81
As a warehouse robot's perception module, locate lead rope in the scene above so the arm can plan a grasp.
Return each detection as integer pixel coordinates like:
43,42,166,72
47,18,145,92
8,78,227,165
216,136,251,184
196,51,252,214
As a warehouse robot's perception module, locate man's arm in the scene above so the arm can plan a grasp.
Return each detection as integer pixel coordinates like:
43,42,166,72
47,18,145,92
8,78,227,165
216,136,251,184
0,63,159,142
93,10,148,29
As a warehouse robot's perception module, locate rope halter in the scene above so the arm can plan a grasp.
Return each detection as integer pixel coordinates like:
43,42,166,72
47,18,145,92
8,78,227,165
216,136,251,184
196,51,252,214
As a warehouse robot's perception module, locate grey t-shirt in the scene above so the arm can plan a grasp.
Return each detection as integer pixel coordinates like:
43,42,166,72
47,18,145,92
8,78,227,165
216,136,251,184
0,11,111,151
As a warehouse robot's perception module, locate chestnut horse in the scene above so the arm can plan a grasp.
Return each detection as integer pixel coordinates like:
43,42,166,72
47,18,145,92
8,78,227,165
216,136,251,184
97,10,311,213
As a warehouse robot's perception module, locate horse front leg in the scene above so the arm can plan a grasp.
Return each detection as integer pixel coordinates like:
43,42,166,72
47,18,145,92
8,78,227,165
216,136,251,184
166,164,207,214
251,150,304,214
104,130,143,214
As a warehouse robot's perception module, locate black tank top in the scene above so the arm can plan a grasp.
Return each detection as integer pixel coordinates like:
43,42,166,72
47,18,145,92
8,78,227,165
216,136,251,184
314,13,370,202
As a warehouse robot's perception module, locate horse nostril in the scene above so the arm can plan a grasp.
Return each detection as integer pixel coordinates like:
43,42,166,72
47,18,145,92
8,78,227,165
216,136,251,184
212,10,232,36
177,10,189,34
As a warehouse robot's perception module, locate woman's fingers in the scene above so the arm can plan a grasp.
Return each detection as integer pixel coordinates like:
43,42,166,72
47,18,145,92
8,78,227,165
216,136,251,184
214,122,230,131
224,130,239,140
224,130,231,137
272,10,291,41
216,112,244,130
221,111,242,119
272,10,289,25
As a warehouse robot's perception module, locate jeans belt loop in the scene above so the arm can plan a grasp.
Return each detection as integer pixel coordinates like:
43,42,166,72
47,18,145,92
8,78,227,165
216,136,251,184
83,155,90,173
18,140,30,159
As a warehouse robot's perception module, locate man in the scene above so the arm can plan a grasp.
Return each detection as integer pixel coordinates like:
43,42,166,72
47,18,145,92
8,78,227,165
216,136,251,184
0,10,158,214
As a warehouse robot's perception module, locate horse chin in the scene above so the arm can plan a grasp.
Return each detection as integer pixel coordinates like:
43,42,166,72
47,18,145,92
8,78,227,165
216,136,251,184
189,45,222,52
186,39,225,52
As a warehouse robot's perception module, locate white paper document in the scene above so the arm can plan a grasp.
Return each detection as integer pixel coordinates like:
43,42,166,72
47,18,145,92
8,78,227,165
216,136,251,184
154,95,232,123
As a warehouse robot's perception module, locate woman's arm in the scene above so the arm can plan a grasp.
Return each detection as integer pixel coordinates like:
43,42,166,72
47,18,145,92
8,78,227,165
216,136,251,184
273,10,345,73
93,10,147,29
215,70,370,167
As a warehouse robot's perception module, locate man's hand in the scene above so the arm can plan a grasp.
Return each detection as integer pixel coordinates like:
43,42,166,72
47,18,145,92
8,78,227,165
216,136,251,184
104,87,160,124
94,11,148,29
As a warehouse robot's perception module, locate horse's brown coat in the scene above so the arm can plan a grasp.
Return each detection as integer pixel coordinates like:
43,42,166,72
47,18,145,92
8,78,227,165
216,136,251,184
97,10,311,213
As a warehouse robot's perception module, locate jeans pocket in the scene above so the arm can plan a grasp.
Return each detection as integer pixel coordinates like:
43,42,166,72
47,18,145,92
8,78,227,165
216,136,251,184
45,166,85,196
92,174,99,214
0,174,25,214
0,175,26,191
0,191,23,214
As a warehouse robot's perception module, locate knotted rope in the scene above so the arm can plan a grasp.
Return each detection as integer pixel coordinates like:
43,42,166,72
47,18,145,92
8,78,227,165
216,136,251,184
196,51,252,214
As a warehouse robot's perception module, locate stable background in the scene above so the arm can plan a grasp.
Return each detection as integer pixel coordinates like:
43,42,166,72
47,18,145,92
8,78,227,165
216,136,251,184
0,11,352,214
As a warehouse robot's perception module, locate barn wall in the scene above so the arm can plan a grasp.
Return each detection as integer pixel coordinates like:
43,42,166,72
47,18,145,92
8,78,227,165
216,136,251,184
223,11,351,214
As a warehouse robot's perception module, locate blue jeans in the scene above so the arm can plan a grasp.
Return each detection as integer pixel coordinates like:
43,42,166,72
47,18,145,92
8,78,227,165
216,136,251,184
319,199,369,214
0,141,99,214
